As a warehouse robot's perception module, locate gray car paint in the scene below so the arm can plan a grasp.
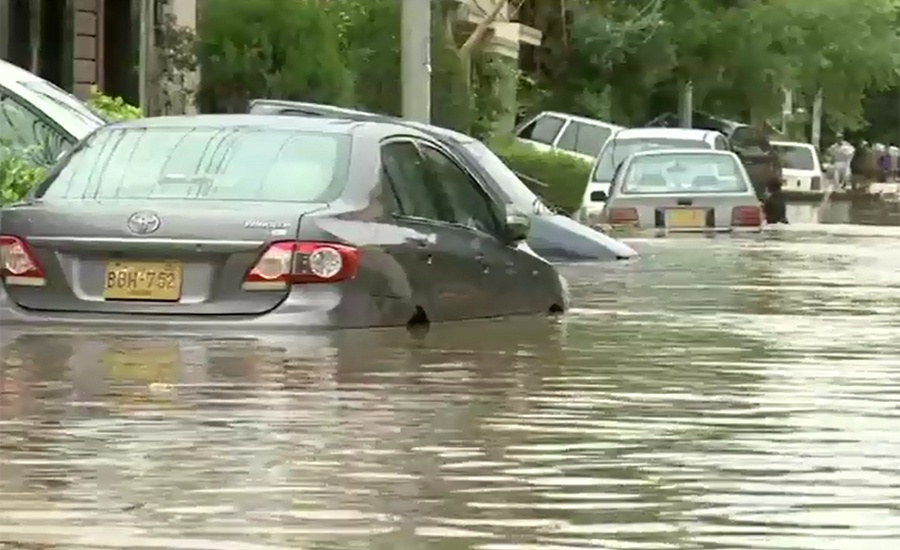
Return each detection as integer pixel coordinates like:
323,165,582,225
247,99,637,261
0,115,566,329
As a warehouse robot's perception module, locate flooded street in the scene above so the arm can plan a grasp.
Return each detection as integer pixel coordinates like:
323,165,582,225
4,208,900,549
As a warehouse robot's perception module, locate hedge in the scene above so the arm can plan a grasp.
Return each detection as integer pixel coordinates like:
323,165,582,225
490,140,592,215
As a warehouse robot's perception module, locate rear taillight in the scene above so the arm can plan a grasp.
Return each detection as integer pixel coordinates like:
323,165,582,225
607,207,639,225
811,176,822,191
242,241,359,290
0,235,46,286
731,205,762,227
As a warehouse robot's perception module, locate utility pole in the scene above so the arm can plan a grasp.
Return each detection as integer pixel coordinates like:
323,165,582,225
401,0,431,123
138,0,153,116
678,80,692,128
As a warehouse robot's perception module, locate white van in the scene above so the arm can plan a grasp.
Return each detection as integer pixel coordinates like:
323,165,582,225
770,140,824,192
577,127,729,224
514,111,623,163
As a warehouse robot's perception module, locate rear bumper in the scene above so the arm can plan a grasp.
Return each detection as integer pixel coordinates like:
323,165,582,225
601,225,764,237
0,284,415,334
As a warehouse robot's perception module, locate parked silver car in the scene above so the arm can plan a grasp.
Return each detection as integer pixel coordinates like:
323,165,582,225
0,115,568,329
599,149,764,234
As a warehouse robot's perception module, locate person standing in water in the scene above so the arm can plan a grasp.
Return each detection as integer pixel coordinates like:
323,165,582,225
763,179,788,224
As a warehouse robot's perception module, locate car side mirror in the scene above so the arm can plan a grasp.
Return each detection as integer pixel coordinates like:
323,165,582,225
503,205,531,243
590,190,608,202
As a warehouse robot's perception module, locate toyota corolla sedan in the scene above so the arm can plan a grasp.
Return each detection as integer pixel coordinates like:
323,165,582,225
599,149,763,234
0,115,568,330
247,99,637,261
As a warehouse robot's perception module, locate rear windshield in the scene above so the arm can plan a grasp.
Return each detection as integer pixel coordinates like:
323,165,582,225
620,153,749,195
593,137,711,181
773,144,816,170
38,126,351,202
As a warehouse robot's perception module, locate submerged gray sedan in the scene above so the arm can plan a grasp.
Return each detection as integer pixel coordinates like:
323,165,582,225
0,115,568,329
599,149,764,234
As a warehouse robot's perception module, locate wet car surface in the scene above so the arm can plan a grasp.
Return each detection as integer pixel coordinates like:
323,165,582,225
248,99,638,262
3,213,900,549
0,115,566,329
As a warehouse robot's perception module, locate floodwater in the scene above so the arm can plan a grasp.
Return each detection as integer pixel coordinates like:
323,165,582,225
3,202,900,549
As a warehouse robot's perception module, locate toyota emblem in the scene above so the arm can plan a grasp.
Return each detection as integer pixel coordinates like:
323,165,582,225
126,211,161,235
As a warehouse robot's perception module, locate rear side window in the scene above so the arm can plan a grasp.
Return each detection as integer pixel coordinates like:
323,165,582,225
621,153,749,195
516,114,565,145
38,126,351,202
556,121,612,156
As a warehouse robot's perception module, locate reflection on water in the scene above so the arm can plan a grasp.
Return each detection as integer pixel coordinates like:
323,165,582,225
4,226,900,549
788,197,900,226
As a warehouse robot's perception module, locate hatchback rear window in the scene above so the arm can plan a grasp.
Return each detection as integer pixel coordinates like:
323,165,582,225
593,137,711,181
38,126,351,202
620,153,749,195
773,144,816,171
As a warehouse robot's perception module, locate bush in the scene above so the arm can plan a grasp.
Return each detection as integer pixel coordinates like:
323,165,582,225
196,0,353,113
0,151,46,205
490,141,592,214
87,86,142,121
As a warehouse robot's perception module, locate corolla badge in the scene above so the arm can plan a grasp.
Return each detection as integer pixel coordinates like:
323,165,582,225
127,211,161,235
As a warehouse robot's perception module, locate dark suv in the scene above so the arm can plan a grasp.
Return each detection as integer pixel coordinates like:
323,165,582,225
645,112,782,200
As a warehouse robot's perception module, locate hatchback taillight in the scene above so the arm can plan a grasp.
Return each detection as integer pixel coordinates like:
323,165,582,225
607,207,639,225
731,205,762,227
242,241,360,290
0,235,46,286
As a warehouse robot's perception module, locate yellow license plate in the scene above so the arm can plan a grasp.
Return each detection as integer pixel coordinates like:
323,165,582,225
103,343,180,384
667,208,706,228
103,260,183,301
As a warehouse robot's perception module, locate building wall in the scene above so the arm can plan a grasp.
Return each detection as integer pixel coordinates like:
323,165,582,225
72,0,102,98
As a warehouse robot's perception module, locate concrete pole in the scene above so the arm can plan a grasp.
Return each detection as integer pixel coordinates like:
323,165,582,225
678,80,692,128
138,0,153,116
401,0,431,123
811,88,823,150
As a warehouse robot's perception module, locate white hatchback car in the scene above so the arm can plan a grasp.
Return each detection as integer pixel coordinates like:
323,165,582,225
577,127,730,224
514,111,623,163
0,59,104,165
770,140,824,192
599,149,763,234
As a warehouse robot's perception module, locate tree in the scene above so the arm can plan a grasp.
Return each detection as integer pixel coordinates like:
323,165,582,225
196,0,353,113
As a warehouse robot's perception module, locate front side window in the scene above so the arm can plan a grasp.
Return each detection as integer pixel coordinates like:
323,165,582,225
517,114,565,145
38,126,350,202
620,153,749,195
419,145,501,235
731,127,769,155
593,137,711,182
0,89,72,165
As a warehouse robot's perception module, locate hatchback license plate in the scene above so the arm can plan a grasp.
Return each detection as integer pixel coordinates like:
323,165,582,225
667,209,706,228
103,260,183,301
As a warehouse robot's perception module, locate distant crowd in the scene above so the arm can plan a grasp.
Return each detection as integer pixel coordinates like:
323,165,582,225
826,139,900,188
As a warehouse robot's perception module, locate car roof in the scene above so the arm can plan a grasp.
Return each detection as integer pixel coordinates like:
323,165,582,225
106,113,387,134
537,111,623,129
248,99,478,144
629,148,739,160
612,127,720,141
0,59,104,138
770,140,816,150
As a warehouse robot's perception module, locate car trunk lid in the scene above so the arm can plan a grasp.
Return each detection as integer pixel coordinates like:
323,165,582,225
0,200,325,315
